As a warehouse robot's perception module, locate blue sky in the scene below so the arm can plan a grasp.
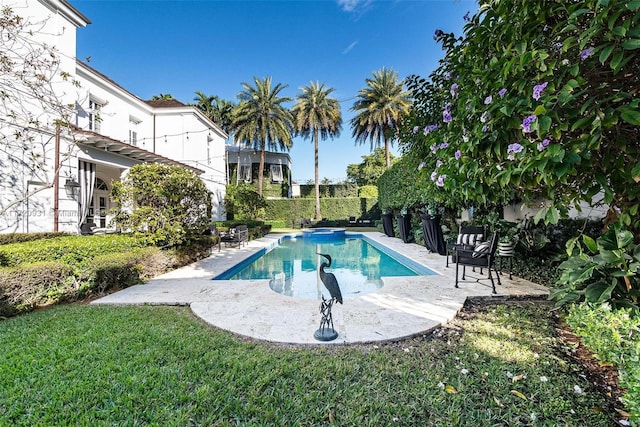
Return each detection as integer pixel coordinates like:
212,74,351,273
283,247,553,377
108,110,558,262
74,0,477,183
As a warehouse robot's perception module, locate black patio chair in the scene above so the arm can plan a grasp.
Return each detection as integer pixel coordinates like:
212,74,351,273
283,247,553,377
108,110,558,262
446,225,488,267
454,231,501,294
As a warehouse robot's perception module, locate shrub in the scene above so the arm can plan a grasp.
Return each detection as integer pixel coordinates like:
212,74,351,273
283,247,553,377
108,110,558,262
358,185,378,198
0,232,70,245
265,197,379,225
0,262,73,317
224,184,267,220
111,163,212,247
77,247,168,295
566,303,640,424
0,234,149,267
550,224,640,312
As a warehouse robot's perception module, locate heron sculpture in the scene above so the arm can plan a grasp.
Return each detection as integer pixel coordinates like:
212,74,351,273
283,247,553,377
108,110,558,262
314,253,343,341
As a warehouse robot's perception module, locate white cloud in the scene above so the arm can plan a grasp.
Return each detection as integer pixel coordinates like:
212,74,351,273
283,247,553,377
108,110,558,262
342,40,358,54
336,0,373,13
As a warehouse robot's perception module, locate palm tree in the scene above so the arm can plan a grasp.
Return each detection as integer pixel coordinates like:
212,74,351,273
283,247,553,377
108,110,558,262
292,82,342,220
151,93,174,100
233,76,294,196
350,68,411,167
193,92,235,134
193,91,215,117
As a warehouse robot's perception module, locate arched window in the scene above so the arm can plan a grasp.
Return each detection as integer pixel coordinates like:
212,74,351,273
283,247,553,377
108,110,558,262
95,177,109,191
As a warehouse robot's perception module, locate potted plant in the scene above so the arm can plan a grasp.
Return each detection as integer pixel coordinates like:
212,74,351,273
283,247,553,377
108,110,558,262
497,220,519,256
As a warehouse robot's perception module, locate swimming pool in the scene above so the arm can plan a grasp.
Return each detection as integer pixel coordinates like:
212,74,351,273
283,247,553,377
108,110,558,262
213,232,436,300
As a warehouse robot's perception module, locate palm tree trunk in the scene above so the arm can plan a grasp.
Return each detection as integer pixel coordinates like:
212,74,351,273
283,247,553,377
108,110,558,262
258,141,265,196
384,136,391,168
314,129,321,220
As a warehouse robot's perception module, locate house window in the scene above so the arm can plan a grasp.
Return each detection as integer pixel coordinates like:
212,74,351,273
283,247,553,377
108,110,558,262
239,164,252,183
129,117,140,146
270,164,283,183
88,99,102,133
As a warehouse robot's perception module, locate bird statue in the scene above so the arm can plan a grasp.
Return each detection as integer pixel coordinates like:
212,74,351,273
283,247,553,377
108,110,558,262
317,253,343,304
314,253,343,341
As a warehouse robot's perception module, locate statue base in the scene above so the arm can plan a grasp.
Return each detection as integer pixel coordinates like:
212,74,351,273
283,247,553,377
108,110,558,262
314,328,338,341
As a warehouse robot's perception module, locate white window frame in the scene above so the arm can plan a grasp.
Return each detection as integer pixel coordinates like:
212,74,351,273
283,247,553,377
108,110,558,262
270,164,283,183
239,164,252,183
129,117,141,146
88,99,102,133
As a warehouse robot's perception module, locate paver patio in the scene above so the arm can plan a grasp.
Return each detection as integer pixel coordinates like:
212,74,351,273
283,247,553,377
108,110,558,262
92,231,549,344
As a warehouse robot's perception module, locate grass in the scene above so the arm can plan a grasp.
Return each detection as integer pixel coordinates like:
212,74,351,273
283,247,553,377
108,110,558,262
0,301,617,426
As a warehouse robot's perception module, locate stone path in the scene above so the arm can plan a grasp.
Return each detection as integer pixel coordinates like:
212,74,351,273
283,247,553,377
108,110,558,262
92,232,549,344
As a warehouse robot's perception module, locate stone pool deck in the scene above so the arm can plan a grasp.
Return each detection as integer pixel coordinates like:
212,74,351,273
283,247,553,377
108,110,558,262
91,231,549,345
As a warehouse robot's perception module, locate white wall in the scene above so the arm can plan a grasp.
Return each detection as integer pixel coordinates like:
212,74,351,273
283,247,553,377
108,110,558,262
0,0,89,233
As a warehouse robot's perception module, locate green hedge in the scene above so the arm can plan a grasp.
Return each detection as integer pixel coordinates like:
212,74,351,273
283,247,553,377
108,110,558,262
0,234,228,319
0,246,173,318
0,232,71,245
298,184,358,198
0,234,150,268
0,262,73,318
265,198,379,226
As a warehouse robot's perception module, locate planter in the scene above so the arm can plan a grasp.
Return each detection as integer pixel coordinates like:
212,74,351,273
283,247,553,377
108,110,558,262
420,213,447,255
382,213,395,237
498,241,515,256
396,213,412,243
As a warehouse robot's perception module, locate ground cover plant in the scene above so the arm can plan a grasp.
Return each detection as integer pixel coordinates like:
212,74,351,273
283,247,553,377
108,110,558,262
0,300,621,426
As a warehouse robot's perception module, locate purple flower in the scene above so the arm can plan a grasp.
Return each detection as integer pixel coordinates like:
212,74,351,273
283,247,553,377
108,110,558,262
521,115,537,133
443,111,453,123
439,142,449,149
507,143,524,160
498,88,507,97
482,124,489,132
436,160,443,168
450,83,459,97
424,124,438,136
480,111,491,123
430,144,438,153
445,103,452,112
580,47,594,60
418,161,426,170
412,126,419,134
444,71,453,80
455,150,461,159
430,171,438,181
436,174,446,187
613,205,622,214
532,82,548,101
484,95,492,105
537,138,550,151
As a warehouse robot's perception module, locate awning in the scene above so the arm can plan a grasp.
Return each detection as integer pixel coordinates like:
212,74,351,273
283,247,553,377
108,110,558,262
72,128,204,174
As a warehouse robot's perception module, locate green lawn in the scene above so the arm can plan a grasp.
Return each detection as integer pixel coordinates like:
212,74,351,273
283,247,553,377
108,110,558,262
0,301,616,426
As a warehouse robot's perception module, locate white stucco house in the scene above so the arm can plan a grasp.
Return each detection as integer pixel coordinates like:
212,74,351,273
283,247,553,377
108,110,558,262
0,0,228,234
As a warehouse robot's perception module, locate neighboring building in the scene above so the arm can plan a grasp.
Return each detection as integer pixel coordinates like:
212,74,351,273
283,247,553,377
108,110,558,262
0,0,228,234
225,145,293,199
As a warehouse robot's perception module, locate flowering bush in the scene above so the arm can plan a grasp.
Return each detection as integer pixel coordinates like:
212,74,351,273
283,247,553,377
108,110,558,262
399,0,640,234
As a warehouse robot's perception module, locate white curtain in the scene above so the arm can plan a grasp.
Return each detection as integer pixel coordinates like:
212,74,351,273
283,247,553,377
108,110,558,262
77,161,96,233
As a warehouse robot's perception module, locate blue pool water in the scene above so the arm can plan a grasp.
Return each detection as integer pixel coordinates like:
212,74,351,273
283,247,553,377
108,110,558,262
213,233,436,300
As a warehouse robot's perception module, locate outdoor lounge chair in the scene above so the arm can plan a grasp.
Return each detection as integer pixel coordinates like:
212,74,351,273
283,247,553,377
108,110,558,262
221,225,248,248
446,224,487,267
454,231,501,294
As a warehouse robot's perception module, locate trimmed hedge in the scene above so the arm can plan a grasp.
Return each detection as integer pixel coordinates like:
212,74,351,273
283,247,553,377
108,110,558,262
0,262,73,318
0,234,226,319
266,197,379,226
0,234,150,268
298,183,358,198
0,232,71,245
0,247,173,318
